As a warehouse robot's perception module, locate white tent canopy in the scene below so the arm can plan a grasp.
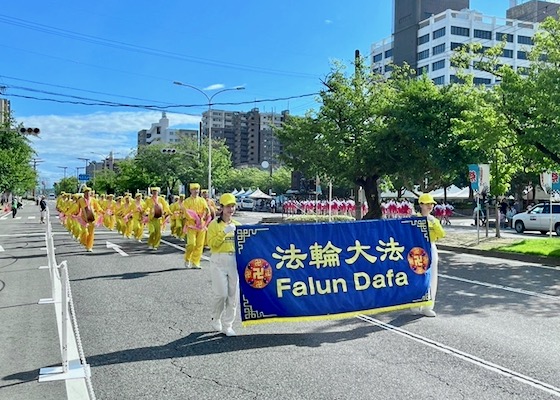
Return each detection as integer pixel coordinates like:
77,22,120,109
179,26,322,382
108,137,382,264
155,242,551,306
249,188,272,200
430,185,470,200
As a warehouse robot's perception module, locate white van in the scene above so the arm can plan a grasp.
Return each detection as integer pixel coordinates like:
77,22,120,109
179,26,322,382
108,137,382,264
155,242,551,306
512,203,560,235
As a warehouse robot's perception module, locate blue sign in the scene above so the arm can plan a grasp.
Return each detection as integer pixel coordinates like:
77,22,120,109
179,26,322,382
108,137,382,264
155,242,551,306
235,217,433,326
78,174,90,181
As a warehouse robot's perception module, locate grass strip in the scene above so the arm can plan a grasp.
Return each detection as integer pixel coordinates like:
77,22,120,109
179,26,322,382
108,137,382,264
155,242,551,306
493,238,560,258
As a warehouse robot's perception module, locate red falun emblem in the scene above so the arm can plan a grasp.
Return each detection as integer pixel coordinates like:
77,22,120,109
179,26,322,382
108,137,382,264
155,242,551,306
407,247,430,274
244,258,273,289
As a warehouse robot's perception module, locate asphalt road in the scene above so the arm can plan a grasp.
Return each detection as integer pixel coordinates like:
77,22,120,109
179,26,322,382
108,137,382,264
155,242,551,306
1,203,559,399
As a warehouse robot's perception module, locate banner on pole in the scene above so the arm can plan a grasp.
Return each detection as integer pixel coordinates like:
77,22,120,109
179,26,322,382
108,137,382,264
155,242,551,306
540,172,560,194
235,218,433,326
468,164,490,194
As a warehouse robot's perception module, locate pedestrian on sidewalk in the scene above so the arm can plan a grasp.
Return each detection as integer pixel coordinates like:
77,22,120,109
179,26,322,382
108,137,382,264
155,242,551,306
39,195,47,223
11,196,18,218
206,193,241,336
416,193,446,317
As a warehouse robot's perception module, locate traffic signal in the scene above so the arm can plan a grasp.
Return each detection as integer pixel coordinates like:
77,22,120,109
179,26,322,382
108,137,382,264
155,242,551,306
161,148,177,154
19,127,40,135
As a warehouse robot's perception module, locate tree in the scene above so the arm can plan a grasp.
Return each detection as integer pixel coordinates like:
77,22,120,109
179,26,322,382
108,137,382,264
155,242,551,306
0,113,37,194
56,177,79,195
92,169,117,194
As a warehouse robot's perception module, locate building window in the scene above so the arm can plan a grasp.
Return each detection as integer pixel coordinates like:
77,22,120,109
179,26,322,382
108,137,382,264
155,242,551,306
384,48,393,58
496,32,513,42
450,75,465,84
518,67,530,75
432,43,445,55
502,48,513,58
451,26,470,37
432,27,446,40
517,51,528,60
418,34,429,45
451,42,464,51
432,59,445,71
474,29,492,39
417,49,430,61
517,35,533,45
417,65,429,75
473,77,492,85
433,76,445,85
373,53,382,62
384,65,393,73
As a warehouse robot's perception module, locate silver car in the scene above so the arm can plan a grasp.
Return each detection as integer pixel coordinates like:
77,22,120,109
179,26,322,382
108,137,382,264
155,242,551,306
512,203,560,235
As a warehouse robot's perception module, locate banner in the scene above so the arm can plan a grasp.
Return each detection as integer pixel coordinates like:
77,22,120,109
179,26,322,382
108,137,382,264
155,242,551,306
468,164,490,194
540,172,560,194
468,164,479,192
235,217,433,326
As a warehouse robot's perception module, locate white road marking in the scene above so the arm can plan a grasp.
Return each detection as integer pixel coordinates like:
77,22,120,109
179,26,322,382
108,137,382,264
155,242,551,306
28,216,36,219
357,315,560,398
441,250,560,271
159,238,210,261
0,245,4,252
106,241,129,257
440,274,559,301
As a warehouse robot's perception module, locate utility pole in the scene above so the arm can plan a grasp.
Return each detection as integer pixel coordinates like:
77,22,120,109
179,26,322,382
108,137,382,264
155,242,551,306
30,158,44,202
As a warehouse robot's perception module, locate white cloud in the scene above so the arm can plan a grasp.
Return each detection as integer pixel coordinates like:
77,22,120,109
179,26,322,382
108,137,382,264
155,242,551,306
324,19,333,24
203,83,225,91
20,110,200,186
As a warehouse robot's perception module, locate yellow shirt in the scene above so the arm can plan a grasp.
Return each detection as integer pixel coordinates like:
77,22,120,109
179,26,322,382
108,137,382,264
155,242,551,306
207,218,241,253
417,213,445,242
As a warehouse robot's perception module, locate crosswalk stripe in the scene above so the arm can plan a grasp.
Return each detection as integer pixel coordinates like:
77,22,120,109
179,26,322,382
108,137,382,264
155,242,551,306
28,216,36,219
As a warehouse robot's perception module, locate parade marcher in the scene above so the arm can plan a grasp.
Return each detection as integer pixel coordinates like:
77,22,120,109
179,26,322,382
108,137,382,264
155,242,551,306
75,187,102,252
415,193,445,317
201,190,217,220
183,183,211,269
103,194,116,230
39,195,47,223
143,187,170,250
131,192,146,242
207,193,241,336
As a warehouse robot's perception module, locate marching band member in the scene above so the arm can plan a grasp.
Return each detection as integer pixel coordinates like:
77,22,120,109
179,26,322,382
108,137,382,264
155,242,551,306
183,183,211,269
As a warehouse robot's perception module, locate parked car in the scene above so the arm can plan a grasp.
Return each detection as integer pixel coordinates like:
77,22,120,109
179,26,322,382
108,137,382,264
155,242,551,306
512,203,560,235
236,197,255,211
48,193,56,200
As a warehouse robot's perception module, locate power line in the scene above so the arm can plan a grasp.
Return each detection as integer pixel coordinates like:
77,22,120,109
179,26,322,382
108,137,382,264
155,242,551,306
0,13,319,80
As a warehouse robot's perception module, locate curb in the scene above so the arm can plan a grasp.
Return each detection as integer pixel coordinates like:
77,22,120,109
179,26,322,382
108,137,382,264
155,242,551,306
438,245,560,267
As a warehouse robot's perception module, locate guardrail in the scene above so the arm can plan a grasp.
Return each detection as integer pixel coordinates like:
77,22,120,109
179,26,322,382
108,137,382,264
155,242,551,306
37,208,96,400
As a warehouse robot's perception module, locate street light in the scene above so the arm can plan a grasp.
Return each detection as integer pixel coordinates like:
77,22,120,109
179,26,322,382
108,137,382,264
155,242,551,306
173,81,244,197
57,166,68,179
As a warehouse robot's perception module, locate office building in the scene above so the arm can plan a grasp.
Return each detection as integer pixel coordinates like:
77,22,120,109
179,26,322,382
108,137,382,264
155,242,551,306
372,0,559,85
507,0,560,22
202,108,288,168
137,112,198,146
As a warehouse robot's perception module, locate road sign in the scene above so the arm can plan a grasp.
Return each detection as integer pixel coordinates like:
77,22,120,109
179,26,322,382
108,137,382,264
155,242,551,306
78,174,90,182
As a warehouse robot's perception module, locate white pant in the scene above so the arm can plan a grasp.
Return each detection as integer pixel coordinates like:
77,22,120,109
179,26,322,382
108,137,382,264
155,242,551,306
210,253,239,329
426,243,438,310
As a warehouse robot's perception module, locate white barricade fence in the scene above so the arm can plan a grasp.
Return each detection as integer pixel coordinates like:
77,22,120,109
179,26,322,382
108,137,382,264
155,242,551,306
38,208,96,400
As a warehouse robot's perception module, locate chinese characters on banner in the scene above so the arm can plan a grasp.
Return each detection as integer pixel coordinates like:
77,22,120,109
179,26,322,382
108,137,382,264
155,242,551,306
235,217,433,326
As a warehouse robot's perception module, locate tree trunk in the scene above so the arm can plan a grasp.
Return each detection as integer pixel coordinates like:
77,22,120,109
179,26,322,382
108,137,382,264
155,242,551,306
361,175,382,220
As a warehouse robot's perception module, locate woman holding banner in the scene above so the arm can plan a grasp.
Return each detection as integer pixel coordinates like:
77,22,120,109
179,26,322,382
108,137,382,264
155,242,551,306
206,193,241,337
416,193,445,317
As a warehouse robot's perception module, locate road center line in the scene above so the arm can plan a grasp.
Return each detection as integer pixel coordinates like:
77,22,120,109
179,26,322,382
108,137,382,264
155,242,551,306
357,314,560,398
440,274,559,300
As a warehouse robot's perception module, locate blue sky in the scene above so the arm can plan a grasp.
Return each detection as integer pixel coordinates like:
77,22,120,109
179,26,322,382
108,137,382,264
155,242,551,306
0,0,511,187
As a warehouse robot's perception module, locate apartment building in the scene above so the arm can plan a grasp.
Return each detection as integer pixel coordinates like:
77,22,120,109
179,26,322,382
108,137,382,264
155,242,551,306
202,108,288,168
372,0,560,85
137,112,198,146
0,98,10,124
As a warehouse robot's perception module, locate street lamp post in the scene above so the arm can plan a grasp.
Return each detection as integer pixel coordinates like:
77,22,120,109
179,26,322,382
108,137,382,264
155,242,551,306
173,81,244,198
57,166,68,179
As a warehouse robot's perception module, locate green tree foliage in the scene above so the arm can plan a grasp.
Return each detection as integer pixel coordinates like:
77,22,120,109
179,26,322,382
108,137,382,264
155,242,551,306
0,113,37,194
92,168,117,194
56,177,79,194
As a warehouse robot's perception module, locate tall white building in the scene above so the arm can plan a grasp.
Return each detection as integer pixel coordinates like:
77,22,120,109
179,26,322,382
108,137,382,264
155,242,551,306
137,112,198,146
372,1,560,85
